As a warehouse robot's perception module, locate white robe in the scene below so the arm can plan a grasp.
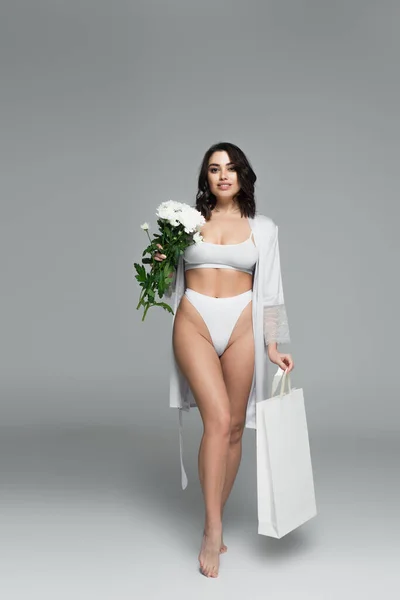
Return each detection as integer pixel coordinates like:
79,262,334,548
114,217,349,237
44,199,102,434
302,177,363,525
167,214,290,489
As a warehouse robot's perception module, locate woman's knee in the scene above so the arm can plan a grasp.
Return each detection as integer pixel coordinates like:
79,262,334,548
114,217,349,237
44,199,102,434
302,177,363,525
229,420,246,444
204,410,231,438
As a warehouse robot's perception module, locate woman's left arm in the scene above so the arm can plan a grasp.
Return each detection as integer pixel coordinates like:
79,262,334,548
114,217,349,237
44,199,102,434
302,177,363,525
263,223,294,372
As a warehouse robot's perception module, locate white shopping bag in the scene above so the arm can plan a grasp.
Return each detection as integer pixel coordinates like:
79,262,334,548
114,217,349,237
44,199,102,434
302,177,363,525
256,367,317,538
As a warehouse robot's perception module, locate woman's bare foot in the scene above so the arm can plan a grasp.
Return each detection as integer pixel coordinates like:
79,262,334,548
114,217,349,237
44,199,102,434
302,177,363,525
198,529,222,578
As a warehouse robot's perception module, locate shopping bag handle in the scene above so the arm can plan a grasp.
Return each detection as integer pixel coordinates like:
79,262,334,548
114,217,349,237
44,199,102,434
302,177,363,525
271,367,292,397
278,369,292,398
271,367,292,398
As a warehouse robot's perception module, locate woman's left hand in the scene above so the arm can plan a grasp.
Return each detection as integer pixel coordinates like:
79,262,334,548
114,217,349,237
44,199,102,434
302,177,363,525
267,348,294,373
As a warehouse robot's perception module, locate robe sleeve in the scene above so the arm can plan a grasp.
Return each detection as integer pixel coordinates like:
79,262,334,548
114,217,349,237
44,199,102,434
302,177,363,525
262,223,291,346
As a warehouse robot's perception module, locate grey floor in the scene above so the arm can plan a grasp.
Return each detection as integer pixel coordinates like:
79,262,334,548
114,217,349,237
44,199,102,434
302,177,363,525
1,389,398,600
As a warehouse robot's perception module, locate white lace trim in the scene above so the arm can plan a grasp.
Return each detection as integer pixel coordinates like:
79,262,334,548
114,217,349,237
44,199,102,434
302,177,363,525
263,303,291,345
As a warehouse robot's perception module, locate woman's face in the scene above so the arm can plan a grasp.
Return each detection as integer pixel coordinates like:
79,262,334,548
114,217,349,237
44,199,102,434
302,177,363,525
207,151,240,200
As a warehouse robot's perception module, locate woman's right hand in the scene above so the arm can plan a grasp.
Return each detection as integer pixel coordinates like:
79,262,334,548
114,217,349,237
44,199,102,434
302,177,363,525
154,243,167,261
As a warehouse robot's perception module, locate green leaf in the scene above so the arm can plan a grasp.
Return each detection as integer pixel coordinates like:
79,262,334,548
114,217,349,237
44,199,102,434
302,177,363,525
154,301,174,315
133,262,147,283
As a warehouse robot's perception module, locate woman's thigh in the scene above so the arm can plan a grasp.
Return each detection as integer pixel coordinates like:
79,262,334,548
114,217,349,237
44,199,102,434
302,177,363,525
173,296,230,428
219,300,255,427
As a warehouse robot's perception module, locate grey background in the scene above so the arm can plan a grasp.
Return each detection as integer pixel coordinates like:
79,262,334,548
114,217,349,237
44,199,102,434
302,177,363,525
1,1,398,598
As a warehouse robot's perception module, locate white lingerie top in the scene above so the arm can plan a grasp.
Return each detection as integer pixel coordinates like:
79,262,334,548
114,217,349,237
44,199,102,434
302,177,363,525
183,229,259,275
165,219,290,348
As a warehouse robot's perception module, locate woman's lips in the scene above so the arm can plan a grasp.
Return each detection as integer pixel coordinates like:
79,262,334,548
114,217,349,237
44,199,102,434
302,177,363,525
218,184,231,189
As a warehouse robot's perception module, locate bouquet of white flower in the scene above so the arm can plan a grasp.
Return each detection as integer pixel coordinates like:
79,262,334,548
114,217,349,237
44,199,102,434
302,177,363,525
133,200,205,321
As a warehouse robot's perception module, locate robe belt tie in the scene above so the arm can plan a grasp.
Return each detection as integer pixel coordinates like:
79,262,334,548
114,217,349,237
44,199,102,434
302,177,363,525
178,408,188,489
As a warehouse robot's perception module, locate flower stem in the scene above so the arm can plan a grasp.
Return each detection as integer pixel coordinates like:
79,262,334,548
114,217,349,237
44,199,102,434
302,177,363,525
136,288,146,310
142,302,151,321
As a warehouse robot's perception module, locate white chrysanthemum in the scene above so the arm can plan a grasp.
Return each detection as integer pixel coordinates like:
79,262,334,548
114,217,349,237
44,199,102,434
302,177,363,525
155,200,205,233
156,205,175,221
140,222,149,231
178,204,205,233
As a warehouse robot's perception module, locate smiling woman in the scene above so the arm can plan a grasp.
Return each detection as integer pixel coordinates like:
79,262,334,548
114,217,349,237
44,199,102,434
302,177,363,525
195,143,257,222
156,141,294,578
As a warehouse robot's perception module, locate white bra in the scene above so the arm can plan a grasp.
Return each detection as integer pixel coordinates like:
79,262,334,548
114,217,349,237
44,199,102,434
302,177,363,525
183,229,259,276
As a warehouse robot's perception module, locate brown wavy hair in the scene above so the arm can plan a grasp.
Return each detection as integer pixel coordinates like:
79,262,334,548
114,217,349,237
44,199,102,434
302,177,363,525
195,142,257,220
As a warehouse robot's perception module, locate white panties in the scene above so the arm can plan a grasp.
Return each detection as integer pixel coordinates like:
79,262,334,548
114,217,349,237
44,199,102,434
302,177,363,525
184,287,253,356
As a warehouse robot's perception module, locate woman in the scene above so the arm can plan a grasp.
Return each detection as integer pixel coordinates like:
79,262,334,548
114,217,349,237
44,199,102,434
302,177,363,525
154,142,294,578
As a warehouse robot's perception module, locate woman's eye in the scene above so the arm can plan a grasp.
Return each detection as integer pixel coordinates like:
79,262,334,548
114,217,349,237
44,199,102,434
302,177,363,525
209,167,235,173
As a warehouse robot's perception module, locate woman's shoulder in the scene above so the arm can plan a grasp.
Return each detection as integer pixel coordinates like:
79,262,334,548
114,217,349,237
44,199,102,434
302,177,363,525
252,213,278,233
